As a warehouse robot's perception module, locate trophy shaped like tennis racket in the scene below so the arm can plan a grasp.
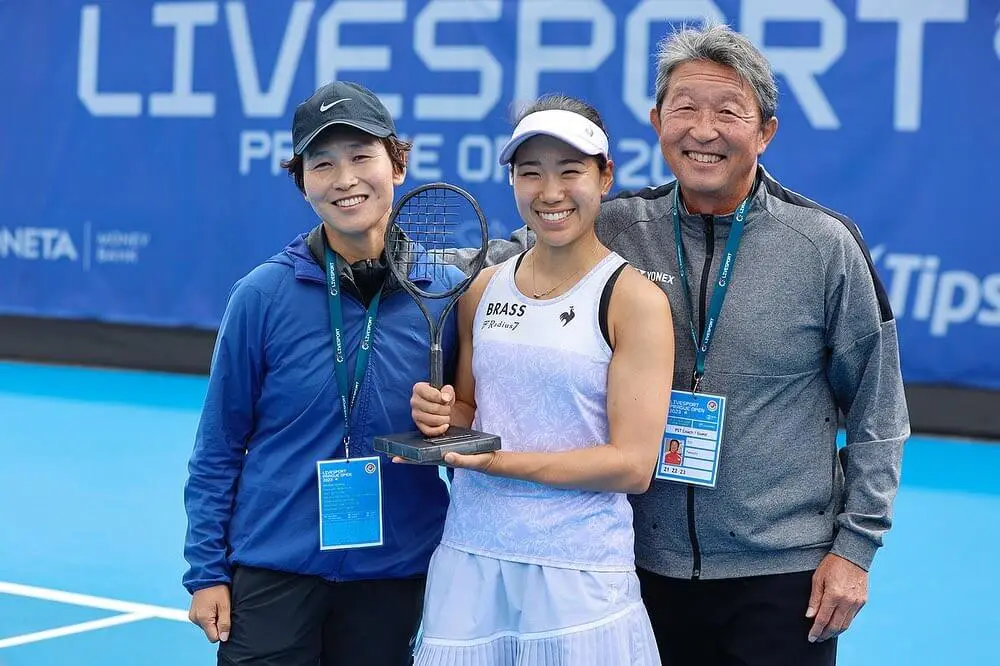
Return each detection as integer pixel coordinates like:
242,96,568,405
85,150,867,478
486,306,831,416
373,182,501,464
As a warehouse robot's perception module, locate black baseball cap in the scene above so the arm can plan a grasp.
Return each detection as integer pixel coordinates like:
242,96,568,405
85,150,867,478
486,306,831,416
292,81,397,155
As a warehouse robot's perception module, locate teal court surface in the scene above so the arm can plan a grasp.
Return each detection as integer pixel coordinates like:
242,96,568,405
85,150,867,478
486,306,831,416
1,361,996,665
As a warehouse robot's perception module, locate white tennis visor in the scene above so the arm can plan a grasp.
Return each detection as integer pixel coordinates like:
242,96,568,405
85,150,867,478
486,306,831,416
497,109,610,165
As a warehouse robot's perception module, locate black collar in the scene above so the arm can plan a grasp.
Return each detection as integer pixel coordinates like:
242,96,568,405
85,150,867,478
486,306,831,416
306,223,443,298
306,224,396,305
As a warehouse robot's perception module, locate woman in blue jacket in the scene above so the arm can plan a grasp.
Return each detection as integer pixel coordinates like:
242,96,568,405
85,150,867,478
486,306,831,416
182,80,462,666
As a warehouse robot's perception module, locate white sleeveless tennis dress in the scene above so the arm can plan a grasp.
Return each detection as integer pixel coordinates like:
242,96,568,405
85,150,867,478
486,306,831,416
413,251,661,666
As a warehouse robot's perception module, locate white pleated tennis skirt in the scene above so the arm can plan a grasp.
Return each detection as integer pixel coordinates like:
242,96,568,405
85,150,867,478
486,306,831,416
413,544,661,666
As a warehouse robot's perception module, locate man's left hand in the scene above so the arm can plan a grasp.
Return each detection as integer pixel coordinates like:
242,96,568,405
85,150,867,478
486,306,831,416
806,553,868,643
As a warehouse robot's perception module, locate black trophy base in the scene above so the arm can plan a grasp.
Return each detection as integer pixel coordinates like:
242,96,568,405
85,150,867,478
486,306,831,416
374,426,501,464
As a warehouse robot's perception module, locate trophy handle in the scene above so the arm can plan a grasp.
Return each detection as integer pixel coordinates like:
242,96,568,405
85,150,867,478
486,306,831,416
429,343,444,390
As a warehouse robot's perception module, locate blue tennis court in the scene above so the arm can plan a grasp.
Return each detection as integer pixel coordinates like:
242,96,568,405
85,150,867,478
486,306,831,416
0,360,996,666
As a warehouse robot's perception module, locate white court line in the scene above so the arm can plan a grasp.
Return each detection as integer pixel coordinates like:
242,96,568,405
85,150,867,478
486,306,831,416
0,613,152,649
0,581,189,622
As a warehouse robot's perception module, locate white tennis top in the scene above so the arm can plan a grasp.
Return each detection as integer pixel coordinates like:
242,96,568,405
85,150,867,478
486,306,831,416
440,250,637,571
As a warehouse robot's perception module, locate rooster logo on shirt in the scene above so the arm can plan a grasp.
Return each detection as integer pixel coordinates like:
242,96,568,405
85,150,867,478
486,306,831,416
559,306,575,327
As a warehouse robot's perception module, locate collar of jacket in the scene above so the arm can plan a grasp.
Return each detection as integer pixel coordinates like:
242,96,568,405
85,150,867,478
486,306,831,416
675,166,768,227
304,224,437,298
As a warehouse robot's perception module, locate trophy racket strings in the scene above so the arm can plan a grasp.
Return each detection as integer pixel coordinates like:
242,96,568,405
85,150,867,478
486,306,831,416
387,187,466,295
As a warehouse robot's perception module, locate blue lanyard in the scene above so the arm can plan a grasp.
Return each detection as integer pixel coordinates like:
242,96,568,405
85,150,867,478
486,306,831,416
325,247,382,460
672,185,751,393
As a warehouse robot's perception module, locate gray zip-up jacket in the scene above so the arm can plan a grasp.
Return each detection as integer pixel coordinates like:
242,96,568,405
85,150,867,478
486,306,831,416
450,166,909,580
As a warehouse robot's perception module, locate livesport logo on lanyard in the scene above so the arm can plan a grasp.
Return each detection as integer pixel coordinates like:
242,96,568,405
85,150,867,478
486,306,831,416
317,246,384,550
654,187,749,489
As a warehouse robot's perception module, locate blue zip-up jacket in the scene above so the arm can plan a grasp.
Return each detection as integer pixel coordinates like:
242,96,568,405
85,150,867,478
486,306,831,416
182,225,462,593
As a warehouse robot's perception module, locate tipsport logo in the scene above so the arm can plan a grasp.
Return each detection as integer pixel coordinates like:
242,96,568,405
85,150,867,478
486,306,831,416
870,246,1000,337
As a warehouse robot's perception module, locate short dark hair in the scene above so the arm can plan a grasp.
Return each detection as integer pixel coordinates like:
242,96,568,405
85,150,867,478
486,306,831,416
511,94,611,171
280,127,412,193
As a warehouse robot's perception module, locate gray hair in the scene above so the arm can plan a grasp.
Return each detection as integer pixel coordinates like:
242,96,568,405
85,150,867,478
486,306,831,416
653,22,777,122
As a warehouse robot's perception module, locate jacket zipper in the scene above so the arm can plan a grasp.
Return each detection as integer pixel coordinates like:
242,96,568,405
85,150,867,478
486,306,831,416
687,214,715,580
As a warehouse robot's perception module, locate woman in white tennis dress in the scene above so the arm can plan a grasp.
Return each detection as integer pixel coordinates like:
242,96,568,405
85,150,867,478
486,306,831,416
404,94,675,666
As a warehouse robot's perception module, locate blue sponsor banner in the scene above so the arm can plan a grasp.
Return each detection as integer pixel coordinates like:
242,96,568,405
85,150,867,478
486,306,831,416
1,1,999,389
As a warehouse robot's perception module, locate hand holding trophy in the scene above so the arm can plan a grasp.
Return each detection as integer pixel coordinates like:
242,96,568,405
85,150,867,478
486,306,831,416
373,183,501,464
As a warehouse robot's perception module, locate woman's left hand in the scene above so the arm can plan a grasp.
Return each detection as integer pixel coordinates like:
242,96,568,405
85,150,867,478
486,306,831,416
391,450,499,473
442,450,499,473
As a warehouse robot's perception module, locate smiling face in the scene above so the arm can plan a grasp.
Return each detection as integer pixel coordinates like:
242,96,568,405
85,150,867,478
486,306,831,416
511,134,613,249
650,59,777,215
301,127,405,240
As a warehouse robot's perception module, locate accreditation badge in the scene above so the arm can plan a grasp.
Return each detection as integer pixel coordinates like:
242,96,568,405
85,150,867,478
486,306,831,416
655,390,726,488
317,456,383,550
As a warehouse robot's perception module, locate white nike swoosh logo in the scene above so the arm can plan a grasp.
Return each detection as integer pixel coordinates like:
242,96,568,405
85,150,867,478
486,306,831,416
320,98,351,112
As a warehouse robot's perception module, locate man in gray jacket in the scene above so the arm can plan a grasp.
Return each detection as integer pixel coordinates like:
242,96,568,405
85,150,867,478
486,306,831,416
450,22,908,666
